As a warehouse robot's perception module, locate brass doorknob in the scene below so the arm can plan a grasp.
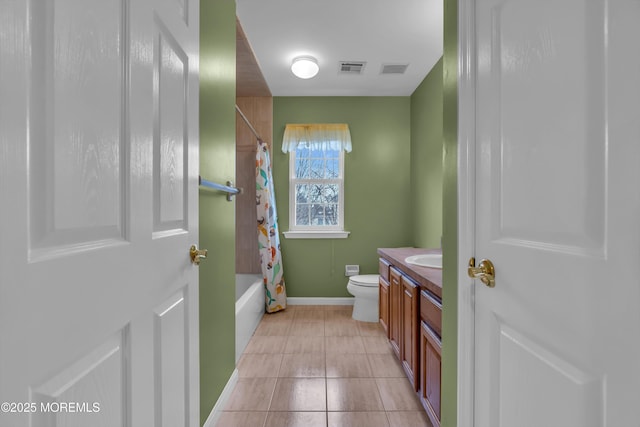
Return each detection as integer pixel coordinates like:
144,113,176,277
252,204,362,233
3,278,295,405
190,245,208,265
468,257,495,288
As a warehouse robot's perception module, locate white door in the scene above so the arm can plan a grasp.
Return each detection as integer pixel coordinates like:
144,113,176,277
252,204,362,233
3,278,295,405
0,0,200,426
469,1,640,426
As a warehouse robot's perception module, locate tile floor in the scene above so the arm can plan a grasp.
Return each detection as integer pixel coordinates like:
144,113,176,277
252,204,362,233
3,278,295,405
218,305,433,427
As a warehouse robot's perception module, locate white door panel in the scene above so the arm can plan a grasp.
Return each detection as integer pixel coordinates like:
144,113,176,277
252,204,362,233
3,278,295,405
29,0,127,258
154,17,189,236
155,291,190,427
483,0,606,256
472,0,640,426
30,333,126,427
496,322,603,427
0,0,199,425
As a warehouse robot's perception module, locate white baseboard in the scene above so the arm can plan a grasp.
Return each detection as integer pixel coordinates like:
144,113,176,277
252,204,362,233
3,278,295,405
287,297,354,306
202,368,239,427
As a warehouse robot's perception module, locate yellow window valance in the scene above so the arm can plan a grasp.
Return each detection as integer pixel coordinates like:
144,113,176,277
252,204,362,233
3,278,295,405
281,123,352,153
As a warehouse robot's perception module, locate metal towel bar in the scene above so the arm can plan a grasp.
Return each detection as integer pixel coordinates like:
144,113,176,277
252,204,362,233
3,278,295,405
199,176,241,201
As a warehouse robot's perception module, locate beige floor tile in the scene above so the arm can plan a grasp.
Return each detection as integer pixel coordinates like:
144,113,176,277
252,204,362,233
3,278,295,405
325,308,354,321
269,378,327,411
326,378,384,411
217,411,267,427
375,378,422,411
284,336,325,354
264,412,327,427
289,321,325,336
229,303,433,425
387,411,433,427
244,336,288,354
279,354,325,378
367,354,406,378
292,304,326,311
325,336,365,353
361,336,394,354
325,353,372,378
237,354,283,378
328,411,390,427
254,320,292,336
357,321,386,337
323,304,352,311
293,309,326,321
225,378,277,411
262,308,295,320
325,319,360,336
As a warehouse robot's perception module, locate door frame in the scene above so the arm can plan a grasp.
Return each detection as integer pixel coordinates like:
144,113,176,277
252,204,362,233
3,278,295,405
456,0,476,425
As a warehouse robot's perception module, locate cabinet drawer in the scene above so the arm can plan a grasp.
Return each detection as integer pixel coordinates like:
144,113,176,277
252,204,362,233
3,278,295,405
420,290,442,338
379,258,390,282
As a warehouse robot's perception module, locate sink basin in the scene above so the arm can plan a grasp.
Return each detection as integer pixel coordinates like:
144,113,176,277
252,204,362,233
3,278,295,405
405,254,442,269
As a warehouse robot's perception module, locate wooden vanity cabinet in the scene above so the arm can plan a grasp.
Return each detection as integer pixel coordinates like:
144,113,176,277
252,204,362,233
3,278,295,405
401,275,420,390
389,267,402,358
379,259,390,337
377,248,442,424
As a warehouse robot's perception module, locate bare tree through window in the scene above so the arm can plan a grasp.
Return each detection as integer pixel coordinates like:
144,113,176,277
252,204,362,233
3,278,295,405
293,143,342,227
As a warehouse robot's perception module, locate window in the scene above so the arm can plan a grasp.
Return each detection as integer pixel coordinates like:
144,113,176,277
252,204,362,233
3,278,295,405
282,124,351,238
290,143,343,229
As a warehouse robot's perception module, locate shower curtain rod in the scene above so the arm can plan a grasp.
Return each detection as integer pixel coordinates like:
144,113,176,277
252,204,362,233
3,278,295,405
235,104,265,144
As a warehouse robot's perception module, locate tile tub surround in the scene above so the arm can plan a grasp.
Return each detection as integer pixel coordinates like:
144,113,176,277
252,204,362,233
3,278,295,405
218,305,433,427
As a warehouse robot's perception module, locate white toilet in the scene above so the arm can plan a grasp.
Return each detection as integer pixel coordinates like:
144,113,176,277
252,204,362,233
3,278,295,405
346,274,380,322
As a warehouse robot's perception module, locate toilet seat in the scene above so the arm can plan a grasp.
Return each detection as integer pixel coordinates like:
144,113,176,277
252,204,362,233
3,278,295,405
348,274,379,287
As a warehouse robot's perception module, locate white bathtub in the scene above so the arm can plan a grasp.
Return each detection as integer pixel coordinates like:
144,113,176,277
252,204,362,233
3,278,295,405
235,274,264,362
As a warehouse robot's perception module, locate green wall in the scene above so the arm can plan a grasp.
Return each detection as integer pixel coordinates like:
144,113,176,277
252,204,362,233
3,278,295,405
410,58,443,249
273,97,412,297
442,0,459,425
199,0,236,424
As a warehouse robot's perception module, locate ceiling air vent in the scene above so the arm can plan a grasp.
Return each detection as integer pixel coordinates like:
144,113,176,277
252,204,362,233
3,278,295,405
381,63,409,74
339,61,366,75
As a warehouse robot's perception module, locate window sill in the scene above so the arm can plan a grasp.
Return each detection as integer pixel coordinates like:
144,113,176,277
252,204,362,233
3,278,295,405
283,230,350,239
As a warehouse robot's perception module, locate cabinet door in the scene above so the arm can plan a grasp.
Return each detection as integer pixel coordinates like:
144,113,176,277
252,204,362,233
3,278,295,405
420,321,442,427
389,267,402,358
402,275,419,390
379,276,390,337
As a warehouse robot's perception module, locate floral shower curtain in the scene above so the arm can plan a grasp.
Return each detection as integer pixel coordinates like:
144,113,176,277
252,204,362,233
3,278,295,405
256,138,287,313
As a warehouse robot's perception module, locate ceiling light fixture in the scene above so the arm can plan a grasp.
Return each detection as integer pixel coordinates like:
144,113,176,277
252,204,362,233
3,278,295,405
291,56,319,79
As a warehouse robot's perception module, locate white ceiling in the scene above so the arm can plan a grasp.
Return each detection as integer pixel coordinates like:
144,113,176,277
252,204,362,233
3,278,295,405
235,0,443,97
